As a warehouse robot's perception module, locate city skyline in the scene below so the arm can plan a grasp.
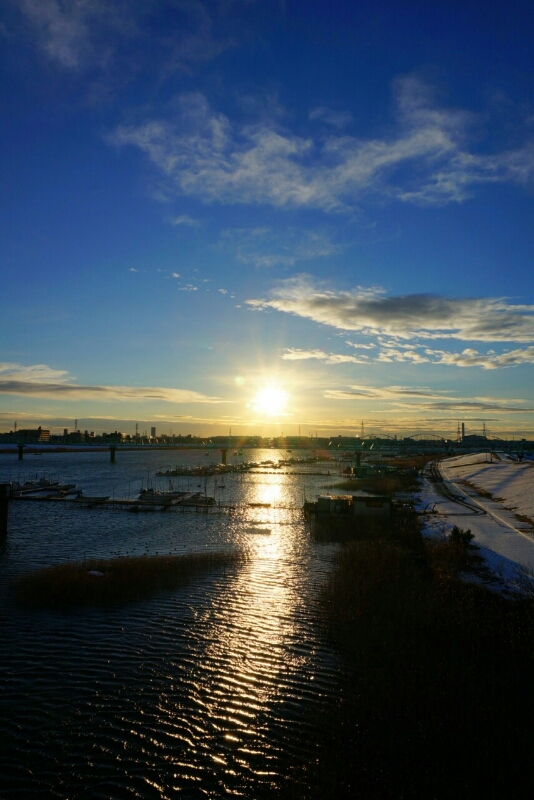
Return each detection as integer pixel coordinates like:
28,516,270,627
2,1,534,439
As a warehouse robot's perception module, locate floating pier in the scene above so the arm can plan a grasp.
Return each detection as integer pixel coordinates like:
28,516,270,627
10,494,303,512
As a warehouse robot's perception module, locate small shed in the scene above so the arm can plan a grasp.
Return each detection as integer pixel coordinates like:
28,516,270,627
352,494,391,518
316,495,353,515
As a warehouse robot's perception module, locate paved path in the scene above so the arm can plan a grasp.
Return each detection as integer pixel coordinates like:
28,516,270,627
418,456,534,590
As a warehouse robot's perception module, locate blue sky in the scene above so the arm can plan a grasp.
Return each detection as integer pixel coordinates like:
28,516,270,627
2,0,534,439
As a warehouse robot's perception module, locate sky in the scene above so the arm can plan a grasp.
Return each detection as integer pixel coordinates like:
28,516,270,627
2,0,534,440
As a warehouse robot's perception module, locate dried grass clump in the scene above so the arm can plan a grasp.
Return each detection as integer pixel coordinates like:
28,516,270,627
310,511,534,799
15,551,244,610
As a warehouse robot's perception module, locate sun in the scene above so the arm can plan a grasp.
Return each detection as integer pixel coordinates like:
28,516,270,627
251,385,288,417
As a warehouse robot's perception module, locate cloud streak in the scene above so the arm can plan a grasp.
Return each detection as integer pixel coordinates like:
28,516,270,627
0,362,71,383
247,276,534,344
323,384,534,414
282,348,369,364
426,346,534,369
110,77,534,211
0,364,224,403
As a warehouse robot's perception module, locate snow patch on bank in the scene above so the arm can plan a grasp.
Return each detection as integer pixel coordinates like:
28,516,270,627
418,453,534,594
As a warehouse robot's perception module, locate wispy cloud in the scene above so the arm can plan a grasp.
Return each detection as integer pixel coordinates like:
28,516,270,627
0,363,224,403
19,0,99,68
346,341,376,350
308,107,353,128
324,385,452,401
110,77,534,211
323,384,534,414
282,348,369,364
0,362,71,383
159,1,234,71
221,227,340,269
247,275,534,344
171,214,200,227
281,336,534,370
425,346,534,369
18,0,236,73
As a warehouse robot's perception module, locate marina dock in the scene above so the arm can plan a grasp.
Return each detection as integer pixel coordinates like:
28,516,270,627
8,489,302,513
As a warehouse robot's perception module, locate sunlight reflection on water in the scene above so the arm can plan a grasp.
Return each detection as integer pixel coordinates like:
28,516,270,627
0,451,343,797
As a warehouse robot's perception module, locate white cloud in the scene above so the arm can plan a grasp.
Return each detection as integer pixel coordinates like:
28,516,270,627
110,77,534,211
18,0,135,70
324,385,452,401
426,345,534,369
247,275,534,343
178,284,198,291
377,347,430,364
282,348,369,364
171,214,200,227
0,362,71,383
322,384,534,414
0,363,224,403
20,0,95,68
308,107,353,128
346,341,376,350
19,0,234,73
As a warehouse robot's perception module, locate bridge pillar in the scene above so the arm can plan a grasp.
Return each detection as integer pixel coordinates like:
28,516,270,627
0,484,9,535
110,445,116,463
18,444,24,460
221,448,227,465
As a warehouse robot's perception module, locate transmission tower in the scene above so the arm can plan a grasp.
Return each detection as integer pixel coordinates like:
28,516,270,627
456,421,461,442
360,420,365,439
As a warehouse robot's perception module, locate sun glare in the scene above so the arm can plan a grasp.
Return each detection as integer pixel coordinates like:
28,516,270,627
251,385,288,417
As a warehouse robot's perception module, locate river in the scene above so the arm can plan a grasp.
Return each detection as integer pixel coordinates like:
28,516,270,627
0,448,345,799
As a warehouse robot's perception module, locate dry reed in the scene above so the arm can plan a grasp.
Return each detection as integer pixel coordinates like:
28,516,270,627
15,551,244,610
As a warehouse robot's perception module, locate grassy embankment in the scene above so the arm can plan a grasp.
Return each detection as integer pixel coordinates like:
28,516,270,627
15,551,244,610
296,497,534,799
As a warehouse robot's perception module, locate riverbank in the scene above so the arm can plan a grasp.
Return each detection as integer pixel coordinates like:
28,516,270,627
297,510,534,798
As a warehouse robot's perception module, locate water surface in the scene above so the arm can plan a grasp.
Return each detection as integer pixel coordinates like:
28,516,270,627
0,449,344,798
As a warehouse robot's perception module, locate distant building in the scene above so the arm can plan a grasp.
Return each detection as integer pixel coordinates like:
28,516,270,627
17,426,50,443
151,427,156,438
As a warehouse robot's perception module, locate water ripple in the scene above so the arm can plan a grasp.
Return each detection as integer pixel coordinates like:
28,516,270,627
0,449,344,797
